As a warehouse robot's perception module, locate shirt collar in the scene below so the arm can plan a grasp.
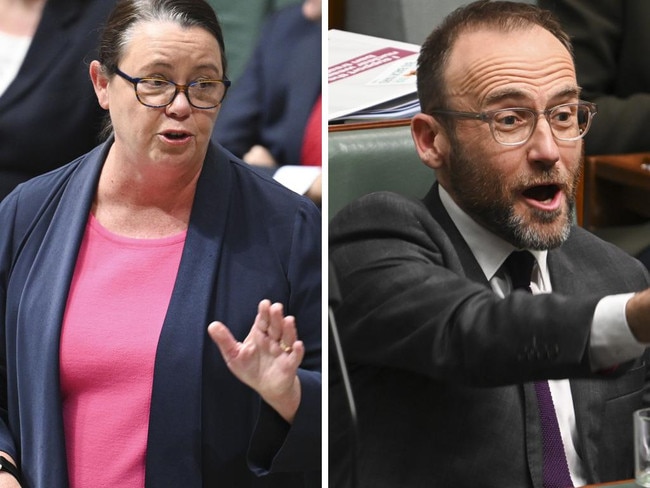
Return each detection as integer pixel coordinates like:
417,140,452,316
438,185,548,282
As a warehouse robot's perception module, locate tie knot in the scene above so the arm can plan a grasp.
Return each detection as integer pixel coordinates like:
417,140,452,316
502,251,535,292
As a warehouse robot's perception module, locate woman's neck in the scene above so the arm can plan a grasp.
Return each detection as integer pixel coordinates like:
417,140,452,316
92,149,202,239
0,0,48,37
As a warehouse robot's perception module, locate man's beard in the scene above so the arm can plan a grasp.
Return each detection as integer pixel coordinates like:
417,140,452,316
446,136,579,250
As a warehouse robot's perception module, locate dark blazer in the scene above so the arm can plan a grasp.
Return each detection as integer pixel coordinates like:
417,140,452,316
329,185,650,488
212,4,321,166
538,0,650,155
0,0,115,200
0,141,321,487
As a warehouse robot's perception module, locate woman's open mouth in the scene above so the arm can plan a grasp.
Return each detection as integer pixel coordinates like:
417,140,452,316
160,130,192,143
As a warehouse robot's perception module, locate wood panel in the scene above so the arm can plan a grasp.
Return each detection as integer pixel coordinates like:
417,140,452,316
583,152,650,230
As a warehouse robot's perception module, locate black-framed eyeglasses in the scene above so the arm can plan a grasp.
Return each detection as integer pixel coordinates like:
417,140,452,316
114,67,231,109
429,101,597,146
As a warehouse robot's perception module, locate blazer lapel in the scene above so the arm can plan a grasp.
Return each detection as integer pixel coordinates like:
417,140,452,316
14,141,105,486
145,144,233,488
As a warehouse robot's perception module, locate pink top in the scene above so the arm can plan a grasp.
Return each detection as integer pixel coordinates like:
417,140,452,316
60,215,186,488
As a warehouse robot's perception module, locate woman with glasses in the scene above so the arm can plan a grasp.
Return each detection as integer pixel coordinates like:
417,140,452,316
0,0,321,487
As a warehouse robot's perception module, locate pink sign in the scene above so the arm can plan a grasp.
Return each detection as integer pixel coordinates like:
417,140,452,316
328,47,417,83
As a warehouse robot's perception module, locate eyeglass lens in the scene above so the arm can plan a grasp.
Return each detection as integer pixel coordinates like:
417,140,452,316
492,104,591,145
137,79,226,108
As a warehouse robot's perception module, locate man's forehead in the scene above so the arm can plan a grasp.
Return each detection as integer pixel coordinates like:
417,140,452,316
444,25,577,105
447,24,572,71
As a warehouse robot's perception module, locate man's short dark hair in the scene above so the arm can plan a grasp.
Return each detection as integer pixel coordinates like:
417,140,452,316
417,0,574,116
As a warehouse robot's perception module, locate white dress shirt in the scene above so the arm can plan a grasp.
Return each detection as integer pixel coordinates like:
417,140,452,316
0,31,31,98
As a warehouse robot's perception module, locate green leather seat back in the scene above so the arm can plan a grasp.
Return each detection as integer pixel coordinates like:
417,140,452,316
328,124,436,220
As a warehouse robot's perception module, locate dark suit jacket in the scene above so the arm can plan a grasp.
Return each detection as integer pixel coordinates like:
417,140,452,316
0,0,115,200
212,4,321,166
0,141,321,487
329,185,650,488
539,0,650,155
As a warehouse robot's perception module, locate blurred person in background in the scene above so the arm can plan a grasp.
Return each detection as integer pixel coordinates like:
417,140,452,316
538,0,650,268
212,0,322,205
0,0,116,201
205,0,302,83
538,0,650,156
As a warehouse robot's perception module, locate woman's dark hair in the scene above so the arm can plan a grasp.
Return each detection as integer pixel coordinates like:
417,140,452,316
99,0,227,77
417,0,573,117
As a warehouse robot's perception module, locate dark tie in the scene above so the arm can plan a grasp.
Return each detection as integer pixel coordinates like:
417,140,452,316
502,251,574,488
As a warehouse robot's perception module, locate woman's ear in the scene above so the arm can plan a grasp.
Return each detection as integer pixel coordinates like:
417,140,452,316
411,113,450,170
89,60,110,110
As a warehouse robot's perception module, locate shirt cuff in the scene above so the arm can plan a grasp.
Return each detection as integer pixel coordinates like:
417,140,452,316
590,292,646,370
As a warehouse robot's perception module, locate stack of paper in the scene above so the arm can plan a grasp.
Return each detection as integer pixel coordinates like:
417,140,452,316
328,29,421,122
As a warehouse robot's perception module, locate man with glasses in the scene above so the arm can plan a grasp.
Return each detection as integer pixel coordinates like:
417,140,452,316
329,1,650,487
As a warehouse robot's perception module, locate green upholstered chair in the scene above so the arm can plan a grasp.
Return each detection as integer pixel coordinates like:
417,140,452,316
328,123,436,221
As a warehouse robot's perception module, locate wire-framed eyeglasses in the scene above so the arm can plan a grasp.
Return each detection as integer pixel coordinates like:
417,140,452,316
429,101,597,146
114,68,231,110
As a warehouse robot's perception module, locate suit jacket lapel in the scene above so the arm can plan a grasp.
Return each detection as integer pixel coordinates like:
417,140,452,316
422,184,487,284
423,185,546,485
